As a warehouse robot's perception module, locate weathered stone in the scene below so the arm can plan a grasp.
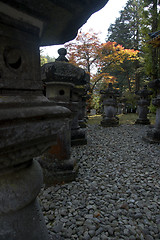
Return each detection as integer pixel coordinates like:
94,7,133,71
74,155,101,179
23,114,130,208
1,1,109,46
42,49,88,146
100,83,120,127
135,85,153,125
0,7,72,240
0,0,111,239
143,79,160,143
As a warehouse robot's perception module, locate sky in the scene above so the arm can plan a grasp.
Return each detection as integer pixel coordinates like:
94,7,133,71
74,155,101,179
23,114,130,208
40,0,128,58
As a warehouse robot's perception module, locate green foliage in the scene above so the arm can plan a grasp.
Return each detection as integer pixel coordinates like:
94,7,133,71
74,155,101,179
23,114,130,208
140,0,160,80
87,115,102,125
40,49,55,66
149,101,157,113
87,113,156,125
91,93,101,111
123,91,138,111
106,0,160,92
40,56,48,66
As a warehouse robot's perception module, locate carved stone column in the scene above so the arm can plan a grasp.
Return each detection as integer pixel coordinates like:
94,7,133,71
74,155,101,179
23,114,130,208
77,81,90,128
143,79,160,143
78,94,88,128
70,86,87,145
135,85,153,125
100,83,120,127
0,4,71,240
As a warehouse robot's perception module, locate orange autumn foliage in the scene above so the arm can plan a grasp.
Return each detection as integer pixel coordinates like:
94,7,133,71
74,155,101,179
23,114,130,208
65,30,139,93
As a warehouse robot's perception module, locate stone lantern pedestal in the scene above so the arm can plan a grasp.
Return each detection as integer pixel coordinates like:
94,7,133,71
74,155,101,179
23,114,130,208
100,83,119,127
71,86,87,146
135,85,153,125
143,79,160,143
78,87,88,128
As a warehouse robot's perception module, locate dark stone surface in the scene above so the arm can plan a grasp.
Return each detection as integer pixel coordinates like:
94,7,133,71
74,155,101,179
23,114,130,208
135,118,150,125
101,118,119,127
42,61,87,85
1,0,109,46
100,83,120,127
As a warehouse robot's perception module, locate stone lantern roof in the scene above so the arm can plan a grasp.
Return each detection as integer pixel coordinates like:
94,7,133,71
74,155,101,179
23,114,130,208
42,61,88,85
135,85,153,99
42,48,90,86
100,83,120,98
148,79,160,91
0,0,109,46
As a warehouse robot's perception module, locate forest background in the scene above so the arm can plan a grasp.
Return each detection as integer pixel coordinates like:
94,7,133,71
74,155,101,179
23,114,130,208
40,0,160,113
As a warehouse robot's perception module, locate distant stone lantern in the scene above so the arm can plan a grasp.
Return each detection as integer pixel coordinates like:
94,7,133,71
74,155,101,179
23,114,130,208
100,83,120,127
135,85,153,125
144,79,160,143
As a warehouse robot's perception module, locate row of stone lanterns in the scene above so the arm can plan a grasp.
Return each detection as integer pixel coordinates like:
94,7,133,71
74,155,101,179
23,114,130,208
100,81,160,144
100,83,155,127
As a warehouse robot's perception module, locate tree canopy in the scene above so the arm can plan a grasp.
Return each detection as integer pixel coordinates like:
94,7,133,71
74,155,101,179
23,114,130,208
65,29,139,110
106,0,160,84
65,30,139,93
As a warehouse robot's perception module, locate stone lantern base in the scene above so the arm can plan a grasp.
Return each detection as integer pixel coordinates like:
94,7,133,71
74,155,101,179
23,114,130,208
79,120,87,128
38,154,79,186
101,117,119,127
71,128,87,146
135,118,150,125
37,118,79,186
143,127,160,143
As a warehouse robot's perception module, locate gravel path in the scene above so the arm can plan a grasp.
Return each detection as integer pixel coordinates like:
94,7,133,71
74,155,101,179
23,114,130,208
39,124,160,240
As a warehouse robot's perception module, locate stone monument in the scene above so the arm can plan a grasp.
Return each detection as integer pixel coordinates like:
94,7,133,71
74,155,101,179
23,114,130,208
143,79,160,143
42,49,88,146
40,52,82,185
0,1,109,239
71,86,88,145
100,83,120,127
135,85,153,125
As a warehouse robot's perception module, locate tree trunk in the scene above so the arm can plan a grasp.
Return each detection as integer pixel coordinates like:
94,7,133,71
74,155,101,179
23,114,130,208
151,0,158,80
134,1,140,91
126,72,131,92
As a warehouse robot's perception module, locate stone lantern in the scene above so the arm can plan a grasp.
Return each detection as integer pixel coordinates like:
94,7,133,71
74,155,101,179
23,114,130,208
77,74,90,128
0,4,72,240
135,85,153,125
144,79,160,143
42,48,88,146
0,1,109,239
78,88,88,128
100,83,120,127
71,86,88,145
40,51,89,183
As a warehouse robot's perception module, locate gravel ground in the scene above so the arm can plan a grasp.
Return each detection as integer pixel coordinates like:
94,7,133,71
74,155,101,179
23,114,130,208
39,124,160,240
